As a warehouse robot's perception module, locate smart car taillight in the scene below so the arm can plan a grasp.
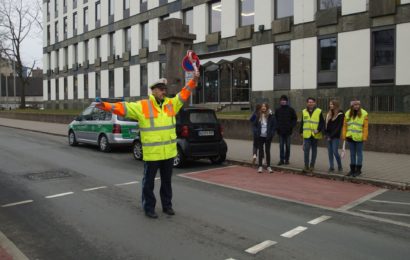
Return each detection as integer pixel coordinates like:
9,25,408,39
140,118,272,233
113,124,122,134
181,125,189,138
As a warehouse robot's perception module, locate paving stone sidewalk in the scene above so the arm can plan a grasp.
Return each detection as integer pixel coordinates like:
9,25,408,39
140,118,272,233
0,118,409,188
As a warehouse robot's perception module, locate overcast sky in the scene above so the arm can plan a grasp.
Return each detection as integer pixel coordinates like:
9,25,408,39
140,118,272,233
22,33,43,69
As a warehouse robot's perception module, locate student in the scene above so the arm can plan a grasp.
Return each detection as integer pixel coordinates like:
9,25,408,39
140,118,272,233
249,104,262,165
253,103,276,173
300,97,325,173
325,99,344,173
275,95,297,165
342,99,369,177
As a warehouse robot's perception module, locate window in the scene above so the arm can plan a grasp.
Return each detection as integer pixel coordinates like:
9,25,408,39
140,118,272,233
109,0,114,16
47,1,50,18
239,0,254,27
74,44,78,64
275,0,294,19
48,53,51,70
96,72,101,97
83,7,89,27
56,50,60,70
95,1,101,22
64,47,68,67
63,0,67,11
160,62,166,78
73,0,77,9
124,0,130,10
209,1,222,33
54,0,58,16
47,25,51,45
64,78,68,100
109,32,115,56
84,40,89,62
55,21,59,42
183,9,193,34
109,70,114,97
319,0,341,10
141,22,149,49
74,76,78,99
73,12,78,34
372,29,395,67
47,80,51,100
84,74,89,98
140,0,148,12
189,111,217,124
140,65,148,96
96,36,101,58
319,38,337,71
275,44,290,74
124,67,130,97
124,27,131,52
63,17,68,38
159,0,168,5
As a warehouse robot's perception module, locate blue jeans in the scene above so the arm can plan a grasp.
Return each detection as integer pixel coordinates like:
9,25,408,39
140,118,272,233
279,134,291,162
348,141,363,166
327,138,342,170
142,159,174,213
303,137,318,168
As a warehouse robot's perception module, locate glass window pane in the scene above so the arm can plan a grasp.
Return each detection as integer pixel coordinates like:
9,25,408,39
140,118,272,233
210,1,222,33
124,0,130,10
142,22,149,48
319,38,337,71
109,33,115,55
109,0,114,15
275,44,290,74
240,0,254,26
276,0,293,19
319,0,341,10
96,2,101,21
183,9,193,33
373,29,395,67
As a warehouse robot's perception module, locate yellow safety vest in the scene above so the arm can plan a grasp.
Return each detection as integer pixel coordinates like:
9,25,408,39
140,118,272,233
102,79,196,161
302,108,323,139
345,109,368,142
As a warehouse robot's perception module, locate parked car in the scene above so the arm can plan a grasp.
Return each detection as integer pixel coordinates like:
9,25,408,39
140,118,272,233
68,101,139,152
132,107,227,167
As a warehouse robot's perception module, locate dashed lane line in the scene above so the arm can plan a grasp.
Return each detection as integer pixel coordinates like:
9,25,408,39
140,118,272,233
308,215,332,225
245,240,277,255
1,200,34,208
155,177,160,180
45,192,74,199
83,186,107,192
114,181,139,186
281,226,308,238
360,210,410,217
370,199,410,206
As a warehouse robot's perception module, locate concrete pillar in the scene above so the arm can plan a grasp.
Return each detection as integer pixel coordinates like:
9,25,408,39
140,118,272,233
158,18,196,95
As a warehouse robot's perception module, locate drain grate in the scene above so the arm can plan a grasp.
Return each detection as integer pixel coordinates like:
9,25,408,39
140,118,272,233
24,169,74,181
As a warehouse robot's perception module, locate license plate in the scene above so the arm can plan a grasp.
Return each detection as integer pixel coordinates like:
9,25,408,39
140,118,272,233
198,130,214,136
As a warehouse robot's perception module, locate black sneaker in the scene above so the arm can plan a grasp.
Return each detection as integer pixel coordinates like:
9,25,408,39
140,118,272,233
277,161,285,166
145,211,159,219
284,161,290,165
163,208,175,216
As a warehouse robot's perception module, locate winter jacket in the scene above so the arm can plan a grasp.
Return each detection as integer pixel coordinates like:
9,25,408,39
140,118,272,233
249,111,258,136
275,105,297,136
325,111,344,139
253,111,277,140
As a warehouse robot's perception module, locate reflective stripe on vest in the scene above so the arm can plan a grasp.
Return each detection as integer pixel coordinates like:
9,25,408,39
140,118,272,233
302,108,323,139
345,109,367,142
142,139,177,147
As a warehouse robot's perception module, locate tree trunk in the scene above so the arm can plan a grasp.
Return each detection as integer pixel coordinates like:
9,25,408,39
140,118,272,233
19,77,26,109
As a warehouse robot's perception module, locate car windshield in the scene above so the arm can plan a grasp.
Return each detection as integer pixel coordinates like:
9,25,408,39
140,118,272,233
189,111,217,123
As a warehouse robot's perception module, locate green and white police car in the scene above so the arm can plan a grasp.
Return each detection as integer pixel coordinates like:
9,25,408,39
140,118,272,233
68,101,139,152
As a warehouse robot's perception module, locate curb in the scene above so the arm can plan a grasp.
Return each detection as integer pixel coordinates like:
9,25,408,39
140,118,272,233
0,124,66,138
226,159,410,191
0,231,29,260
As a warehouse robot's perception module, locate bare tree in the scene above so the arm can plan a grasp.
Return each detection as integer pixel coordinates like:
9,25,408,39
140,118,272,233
0,0,42,109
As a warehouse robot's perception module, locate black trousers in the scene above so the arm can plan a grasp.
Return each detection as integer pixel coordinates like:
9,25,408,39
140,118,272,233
258,136,272,167
142,158,174,213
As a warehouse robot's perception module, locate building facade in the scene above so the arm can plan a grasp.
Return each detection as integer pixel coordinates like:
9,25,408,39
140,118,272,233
43,0,410,112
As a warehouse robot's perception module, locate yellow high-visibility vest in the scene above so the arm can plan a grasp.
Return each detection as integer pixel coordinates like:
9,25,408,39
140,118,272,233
302,108,323,139
345,108,368,142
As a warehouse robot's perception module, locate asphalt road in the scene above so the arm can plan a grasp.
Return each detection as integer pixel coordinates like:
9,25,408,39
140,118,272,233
0,126,409,260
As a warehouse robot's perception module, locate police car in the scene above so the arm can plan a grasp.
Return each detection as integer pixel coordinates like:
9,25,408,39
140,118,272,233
68,100,139,152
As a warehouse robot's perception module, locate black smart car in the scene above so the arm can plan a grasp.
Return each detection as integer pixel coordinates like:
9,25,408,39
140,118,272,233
132,107,227,167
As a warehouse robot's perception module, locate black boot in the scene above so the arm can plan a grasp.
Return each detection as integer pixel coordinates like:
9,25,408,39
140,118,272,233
356,165,362,176
347,164,356,177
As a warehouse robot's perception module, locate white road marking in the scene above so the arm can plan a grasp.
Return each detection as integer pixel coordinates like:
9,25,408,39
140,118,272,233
281,226,308,238
1,200,34,208
338,189,388,211
245,240,277,255
225,258,237,260
0,230,29,260
155,177,160,180
83,186,107,192
180,165,238,176
115,181,139,186
45,192,74,199
308,215,332,225
370,199,410,206
360,210,410,217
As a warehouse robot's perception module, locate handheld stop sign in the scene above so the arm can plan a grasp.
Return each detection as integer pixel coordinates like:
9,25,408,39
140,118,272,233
182,50,200,73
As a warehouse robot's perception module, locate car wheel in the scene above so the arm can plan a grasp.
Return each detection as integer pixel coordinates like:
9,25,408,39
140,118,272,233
68,131,78,146
132,140,143,160
173,147,185,168
98,134,111,152
210,154,226,164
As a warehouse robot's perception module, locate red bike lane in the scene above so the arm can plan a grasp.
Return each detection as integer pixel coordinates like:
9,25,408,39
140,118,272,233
179,166,382,210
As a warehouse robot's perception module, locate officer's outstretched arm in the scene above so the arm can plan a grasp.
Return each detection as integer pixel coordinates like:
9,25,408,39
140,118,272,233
172,78,198,113
96,99,143,122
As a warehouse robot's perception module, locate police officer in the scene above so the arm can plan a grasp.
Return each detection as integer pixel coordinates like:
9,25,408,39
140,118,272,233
96,71,199,218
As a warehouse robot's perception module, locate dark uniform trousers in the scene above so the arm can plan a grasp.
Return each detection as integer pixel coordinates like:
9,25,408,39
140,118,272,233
142,158,174,213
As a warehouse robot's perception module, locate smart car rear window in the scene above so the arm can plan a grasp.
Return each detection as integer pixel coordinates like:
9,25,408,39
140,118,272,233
189,111,217,123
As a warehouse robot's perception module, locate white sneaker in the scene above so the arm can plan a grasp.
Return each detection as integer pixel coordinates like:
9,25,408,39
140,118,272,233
267,167,273,173
252,154,257,165
257,166,263,173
